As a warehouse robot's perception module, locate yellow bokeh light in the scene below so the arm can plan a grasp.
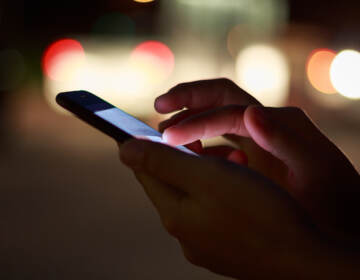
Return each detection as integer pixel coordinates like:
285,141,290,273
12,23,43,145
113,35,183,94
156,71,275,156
235,45,290,106
330,50,360,99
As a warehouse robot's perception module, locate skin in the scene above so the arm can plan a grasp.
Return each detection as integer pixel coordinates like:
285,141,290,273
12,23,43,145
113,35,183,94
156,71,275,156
119,78,360,279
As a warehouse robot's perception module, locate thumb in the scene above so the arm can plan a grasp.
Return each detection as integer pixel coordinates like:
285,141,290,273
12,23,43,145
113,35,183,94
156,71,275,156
244,106,315,181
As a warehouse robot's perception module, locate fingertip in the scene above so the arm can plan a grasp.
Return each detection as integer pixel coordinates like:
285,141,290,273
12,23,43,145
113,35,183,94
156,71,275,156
162,130,169,143
162,128,176,145
155,93,181,114
163,127,186,146
154,95,168,113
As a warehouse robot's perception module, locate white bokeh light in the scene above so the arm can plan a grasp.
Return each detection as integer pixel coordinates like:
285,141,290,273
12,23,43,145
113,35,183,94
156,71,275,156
330,50,360,99
235,44,290,106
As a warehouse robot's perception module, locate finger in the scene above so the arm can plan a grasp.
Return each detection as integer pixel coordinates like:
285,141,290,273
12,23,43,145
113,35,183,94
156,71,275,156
243,106,314,175
163,105,249,146
261,107,327,145
159,109,205,133
202,146,248,165
155,78,261,114
120,141,185,219
119,140,301,224
119,139,225,195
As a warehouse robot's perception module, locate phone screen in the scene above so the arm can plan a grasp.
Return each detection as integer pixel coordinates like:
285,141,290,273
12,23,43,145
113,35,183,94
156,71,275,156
95,106,197,155
57,91,197,156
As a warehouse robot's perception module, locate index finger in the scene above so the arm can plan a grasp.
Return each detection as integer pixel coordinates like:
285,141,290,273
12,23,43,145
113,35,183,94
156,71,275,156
163,105,250,146
155,78,261,114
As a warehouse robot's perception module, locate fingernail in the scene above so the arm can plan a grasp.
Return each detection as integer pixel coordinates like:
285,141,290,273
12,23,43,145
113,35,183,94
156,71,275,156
162,127,179,145
162,130,170,143
162,129,179,146
120,140,145,168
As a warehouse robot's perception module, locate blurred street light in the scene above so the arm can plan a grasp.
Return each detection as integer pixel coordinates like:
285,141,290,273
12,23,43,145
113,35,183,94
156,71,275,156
330,50,360,99
307,49,337,94
235,44,290,106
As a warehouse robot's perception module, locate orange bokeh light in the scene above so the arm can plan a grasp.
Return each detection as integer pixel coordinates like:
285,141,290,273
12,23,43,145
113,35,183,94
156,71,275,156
306,48,337,94
42,39,85,81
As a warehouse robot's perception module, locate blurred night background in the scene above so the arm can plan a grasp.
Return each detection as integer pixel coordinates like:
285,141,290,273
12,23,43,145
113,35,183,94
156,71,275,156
1,0,360,279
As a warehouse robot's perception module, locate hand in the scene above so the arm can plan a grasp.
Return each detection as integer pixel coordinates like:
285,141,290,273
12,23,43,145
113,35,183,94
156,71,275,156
155,79,360,244
156,78,286,185
119,139,354,279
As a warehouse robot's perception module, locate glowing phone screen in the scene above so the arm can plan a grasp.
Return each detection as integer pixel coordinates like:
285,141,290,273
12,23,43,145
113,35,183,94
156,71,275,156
94,107,197,156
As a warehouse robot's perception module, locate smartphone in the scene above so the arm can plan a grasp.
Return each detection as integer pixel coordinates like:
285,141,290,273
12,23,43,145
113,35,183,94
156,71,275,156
56,90,198,156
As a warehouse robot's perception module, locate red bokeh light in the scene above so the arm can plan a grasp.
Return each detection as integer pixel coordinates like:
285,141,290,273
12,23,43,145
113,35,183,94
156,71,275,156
306,48,337,94
42,39,85,81
131,41,175,76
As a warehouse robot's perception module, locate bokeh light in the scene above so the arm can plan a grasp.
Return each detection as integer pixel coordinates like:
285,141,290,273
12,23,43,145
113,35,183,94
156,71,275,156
235,44,290,106
130,41,175,82
330,49,360,99
44,41,176,116
42,39,86,81
306,48,337,94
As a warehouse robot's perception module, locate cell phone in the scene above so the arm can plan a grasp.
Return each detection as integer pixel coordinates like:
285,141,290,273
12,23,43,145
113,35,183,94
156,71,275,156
55,90,198,156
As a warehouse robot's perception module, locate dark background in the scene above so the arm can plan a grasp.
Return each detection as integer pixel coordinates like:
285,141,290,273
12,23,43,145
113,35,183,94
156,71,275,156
0,1,360,279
